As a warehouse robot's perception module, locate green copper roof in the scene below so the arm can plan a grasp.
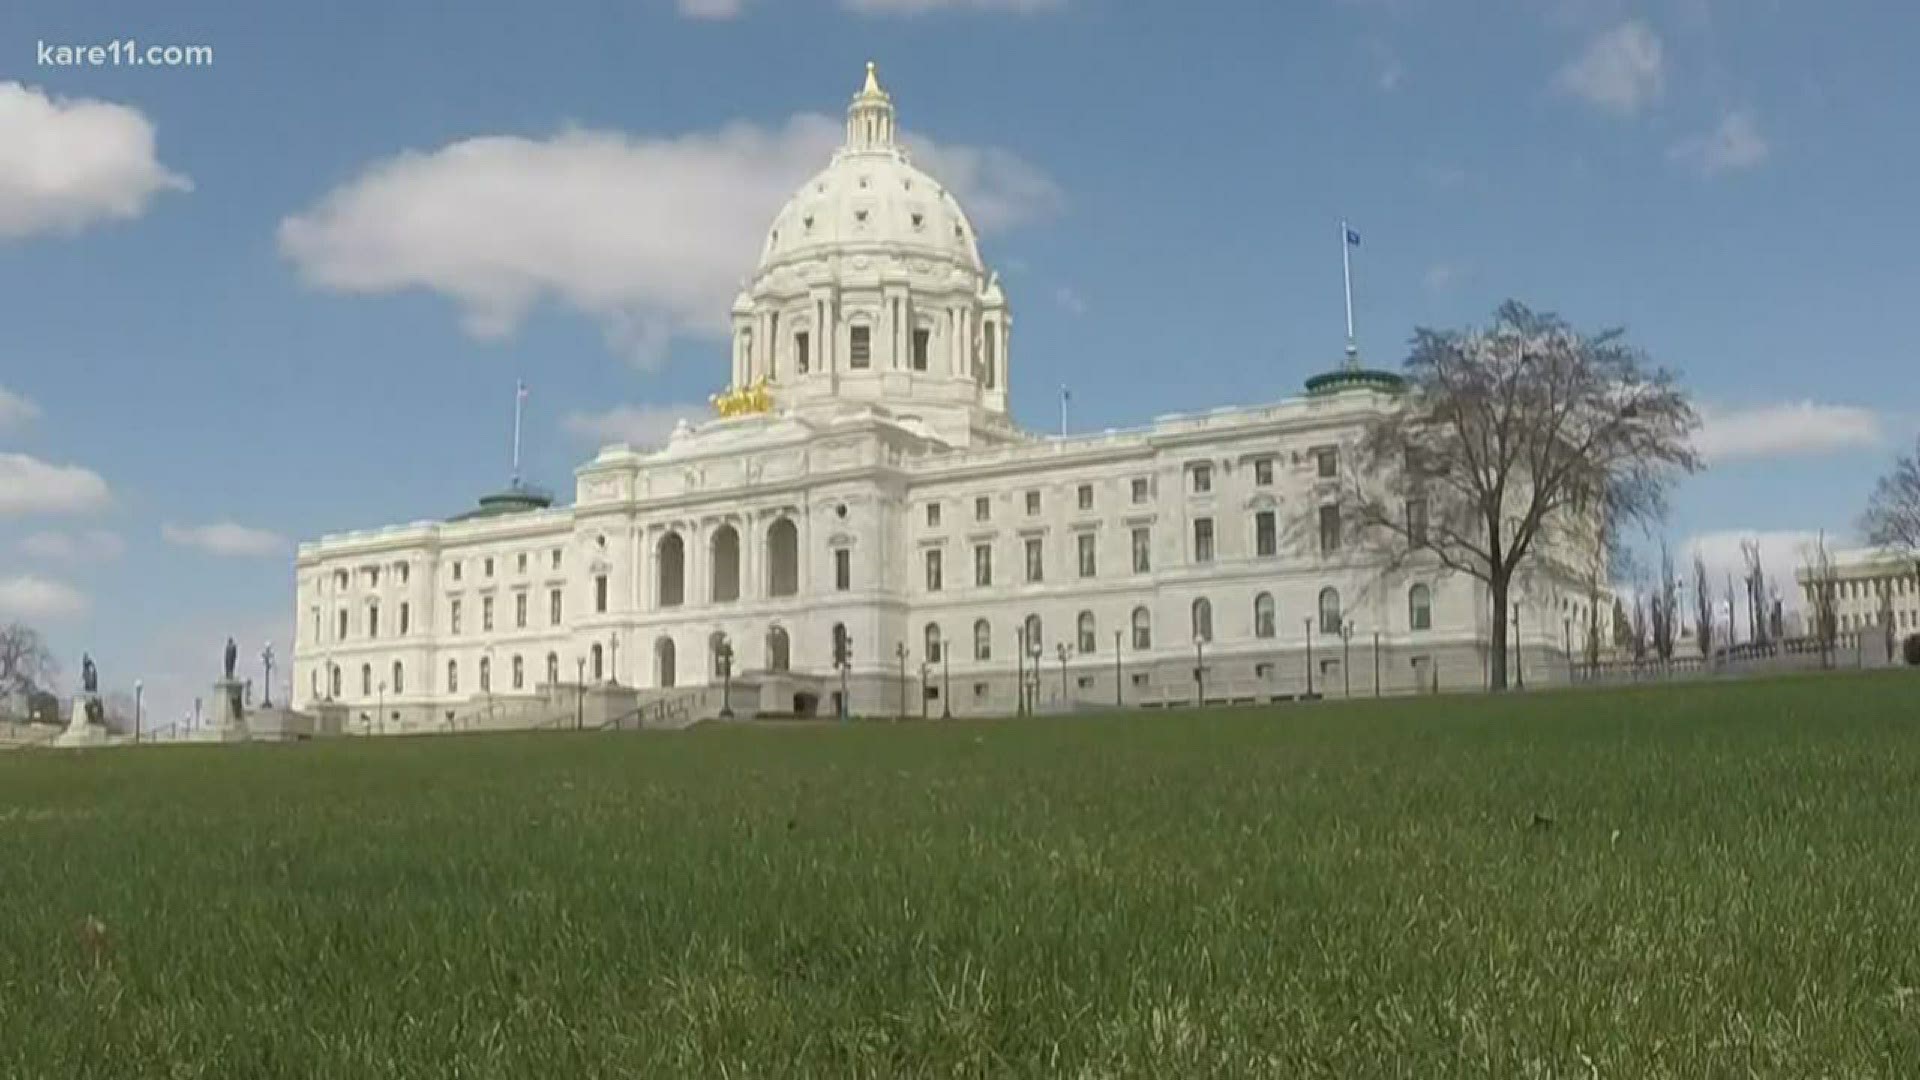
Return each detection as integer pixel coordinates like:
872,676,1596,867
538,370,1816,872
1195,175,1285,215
449,483,555,522
1305,367,1406,396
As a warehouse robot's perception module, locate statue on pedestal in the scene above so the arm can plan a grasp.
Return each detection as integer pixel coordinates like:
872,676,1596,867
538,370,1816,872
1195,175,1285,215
224,638,237,681
82,653,98,695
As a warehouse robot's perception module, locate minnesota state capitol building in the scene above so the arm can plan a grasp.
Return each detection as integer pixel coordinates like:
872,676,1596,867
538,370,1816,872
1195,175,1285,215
294,65,1598,730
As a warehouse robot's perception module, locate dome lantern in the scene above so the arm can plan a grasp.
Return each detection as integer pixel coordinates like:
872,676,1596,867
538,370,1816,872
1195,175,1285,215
846,61,896,152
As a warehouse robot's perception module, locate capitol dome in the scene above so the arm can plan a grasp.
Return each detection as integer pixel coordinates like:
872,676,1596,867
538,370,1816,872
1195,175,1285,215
725,63,1015,447
757,64,986,277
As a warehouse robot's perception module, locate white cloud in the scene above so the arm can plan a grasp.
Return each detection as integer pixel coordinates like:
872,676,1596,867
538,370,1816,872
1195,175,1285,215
0,574,89,620
0,81,190,241
1669,109,1770,176
1054,285,1087,316
0,383,40,431
0,453,111,515
18,528,124,562
1694,401,1883,464
562,403,710,448
840,0,1065,13
279,116,1058,368
1556,20,1665,115
678,0,748,17
161,521,289,558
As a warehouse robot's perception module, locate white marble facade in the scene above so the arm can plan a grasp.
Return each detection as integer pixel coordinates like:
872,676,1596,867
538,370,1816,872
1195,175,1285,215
294,65,1601,726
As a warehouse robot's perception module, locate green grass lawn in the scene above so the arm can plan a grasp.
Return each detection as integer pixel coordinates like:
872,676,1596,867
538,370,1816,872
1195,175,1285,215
3,672,1918,1078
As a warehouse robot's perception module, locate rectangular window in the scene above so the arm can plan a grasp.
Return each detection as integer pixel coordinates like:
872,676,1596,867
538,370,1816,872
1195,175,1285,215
482,596,494,632
974,543,993,587
849,326,871,369
1077,483,1094,511
551,549,562,570
452,561,462,582
337,609,349,640
974,495,991,522
1319,505,1342,554
399,602,410,636
1077,533,1097,578
550,588,563,626
835,548,852,591
1190,463,1212,494
1254,458,1274,486
1407,498,1429,546
925,549,943,592
1131,477,1149,504
368,605,379,639
1025,537,1044,583
1132,527,1151,573
517,552,527,574
449,600,461,636
1256,511,1277,557
484,557,495,578
515,593,528,629
795,331,810,374
1025,490,1041,515
1316,446,1339,478
1194,518,1215,563
912,328,930,371
926,502,941,528
595,575,608,614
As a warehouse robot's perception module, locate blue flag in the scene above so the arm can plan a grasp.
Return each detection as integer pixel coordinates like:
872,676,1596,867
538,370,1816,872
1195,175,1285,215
1345,227,1361,247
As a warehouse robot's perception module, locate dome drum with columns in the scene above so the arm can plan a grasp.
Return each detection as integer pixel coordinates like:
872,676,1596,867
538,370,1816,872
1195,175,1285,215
729,63,1014,447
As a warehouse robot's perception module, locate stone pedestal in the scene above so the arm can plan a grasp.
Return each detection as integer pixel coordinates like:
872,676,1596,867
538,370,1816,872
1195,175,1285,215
193,679,250,743
54,693,111,748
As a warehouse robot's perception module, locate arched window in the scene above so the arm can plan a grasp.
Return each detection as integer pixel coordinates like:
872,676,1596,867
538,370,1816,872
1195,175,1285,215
1022,614,1042,655
1077,611,1097,654
832,622,849,667
1254,593,1276,639
924,622,943,663
331,665,342,698
591,643,604,682
973,619,992,661
392,661,404,695
546,652,559,687
512,655,524,690
656,637,677,688
1191,598,1213,643
710,525,741,603
361,663,372,697
1409,584,1433,632
767,625,791,672
767,518,799,598
479,656,491,692
1132,606,1152,650
1319,588,1342,635
657,532,686,608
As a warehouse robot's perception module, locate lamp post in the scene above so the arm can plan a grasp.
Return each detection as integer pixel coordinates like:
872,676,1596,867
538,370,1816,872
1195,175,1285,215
894,642,908,720
575,656,586,730
1027,637,1042,714
1193,634,1206,706
837,633,852,722
607,634,620,686
941,647,951,719
1015,623,1027,717
1513,601,1524,690
919,659,931,720
1304,618,1315,698
326,661,337,703
1564,618,1573,684
261,643,275,707
1056,642,1069,706
717,634,735,720
1340,620,1353,698
377,680,387,736
1372,630,1380,697
133,680,143,744
1113,629,1123,708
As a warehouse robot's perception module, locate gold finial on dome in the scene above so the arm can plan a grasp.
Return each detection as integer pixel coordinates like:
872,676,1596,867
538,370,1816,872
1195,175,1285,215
859,60,887,99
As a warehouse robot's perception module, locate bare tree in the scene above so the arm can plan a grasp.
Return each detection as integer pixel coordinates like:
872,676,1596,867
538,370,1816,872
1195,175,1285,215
1878,583,1896,663
1692,551,1714,660
1861,437,1920,552
1322,301,1699,690
1652,540,1678,661
1630,590,1650,663
1740,539,1771,648
1803,535,1841,667
1,622,58,715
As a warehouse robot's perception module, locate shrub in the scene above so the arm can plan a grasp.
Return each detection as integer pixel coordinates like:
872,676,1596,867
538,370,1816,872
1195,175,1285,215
1904,633,1920,666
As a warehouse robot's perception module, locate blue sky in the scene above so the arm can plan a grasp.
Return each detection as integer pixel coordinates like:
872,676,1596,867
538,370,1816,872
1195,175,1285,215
2,0,1916,721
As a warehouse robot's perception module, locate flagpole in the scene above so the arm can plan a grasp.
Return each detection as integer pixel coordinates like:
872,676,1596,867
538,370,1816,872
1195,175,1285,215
1059,385,1068,438
511,381,525,487
1341,219,1357,367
